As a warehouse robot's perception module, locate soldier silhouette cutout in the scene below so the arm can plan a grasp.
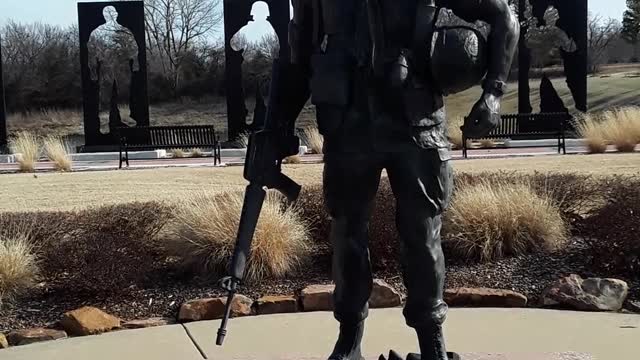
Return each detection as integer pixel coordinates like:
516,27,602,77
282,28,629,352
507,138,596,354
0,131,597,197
87,6,139,134
230,2,279,52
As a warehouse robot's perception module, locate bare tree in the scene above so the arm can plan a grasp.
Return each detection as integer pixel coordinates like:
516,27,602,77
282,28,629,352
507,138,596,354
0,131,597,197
143,0,223,97
588,14,622,73
255,33,280,61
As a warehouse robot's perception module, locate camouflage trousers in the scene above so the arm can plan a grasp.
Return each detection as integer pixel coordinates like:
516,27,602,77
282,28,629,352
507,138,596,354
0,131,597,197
322,146,453,329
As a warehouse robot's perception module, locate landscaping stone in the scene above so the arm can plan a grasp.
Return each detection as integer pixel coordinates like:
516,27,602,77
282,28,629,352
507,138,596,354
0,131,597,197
0,333,8,349
255,295,298,315
542,274,629,311
178,295,253,322
122,317,174,329
301,284,335,311
369,279,403,308
445,288,528,307
7,328,67,346
60,306,121,336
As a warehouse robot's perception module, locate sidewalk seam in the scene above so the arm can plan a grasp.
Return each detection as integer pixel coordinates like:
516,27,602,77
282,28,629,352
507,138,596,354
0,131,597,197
181,323,209,359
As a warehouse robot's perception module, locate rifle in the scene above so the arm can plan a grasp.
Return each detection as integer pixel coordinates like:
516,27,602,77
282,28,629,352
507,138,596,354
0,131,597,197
215,55,309,346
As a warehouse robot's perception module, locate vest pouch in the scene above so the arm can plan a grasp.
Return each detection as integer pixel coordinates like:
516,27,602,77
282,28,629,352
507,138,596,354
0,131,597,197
310,52,352,107
402,77,445,128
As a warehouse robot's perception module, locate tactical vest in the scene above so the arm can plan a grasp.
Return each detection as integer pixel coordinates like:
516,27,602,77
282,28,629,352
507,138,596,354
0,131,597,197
313,0,488,96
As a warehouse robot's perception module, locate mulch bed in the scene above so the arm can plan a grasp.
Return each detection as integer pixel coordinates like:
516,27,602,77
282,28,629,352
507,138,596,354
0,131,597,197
2,237,638,334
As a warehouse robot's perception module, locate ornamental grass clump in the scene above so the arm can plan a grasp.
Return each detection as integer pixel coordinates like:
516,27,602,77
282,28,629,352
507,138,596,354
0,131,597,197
0,225,40,306
444,179,569,262
575,114,608,154
160,190,312,283
9,131,41,172
43,135,73,171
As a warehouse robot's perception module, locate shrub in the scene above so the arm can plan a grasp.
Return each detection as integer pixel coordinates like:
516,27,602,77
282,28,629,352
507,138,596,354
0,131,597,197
454,171,604,226
171,149,186,158
159,190,312,283
43,202,171,295
43,135,72,171
296,184,331,243
575,114,608,153
582,175,640,276
9,131,41,172
303,126,324,154
443,179,569,262
0,226,40,306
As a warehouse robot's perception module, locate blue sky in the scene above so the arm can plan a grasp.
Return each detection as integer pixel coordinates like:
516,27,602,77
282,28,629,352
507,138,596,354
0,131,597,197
0,0,630,43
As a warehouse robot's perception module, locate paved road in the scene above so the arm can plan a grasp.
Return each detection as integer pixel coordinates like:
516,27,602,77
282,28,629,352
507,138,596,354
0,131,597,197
1,308,637,360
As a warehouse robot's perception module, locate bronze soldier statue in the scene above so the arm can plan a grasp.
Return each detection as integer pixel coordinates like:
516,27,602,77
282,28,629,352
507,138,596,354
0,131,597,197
287,0,519,359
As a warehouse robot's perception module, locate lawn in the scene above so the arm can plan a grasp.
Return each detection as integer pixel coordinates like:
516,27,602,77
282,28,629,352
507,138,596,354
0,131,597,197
0,153,638,212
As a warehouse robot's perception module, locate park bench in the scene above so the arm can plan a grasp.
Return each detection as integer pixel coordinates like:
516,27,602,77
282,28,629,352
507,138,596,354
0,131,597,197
462,112,571,158
118,125,222,169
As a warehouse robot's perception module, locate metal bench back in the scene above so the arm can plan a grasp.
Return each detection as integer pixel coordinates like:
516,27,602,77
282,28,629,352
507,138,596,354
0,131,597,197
477,112,570,139
120,125,218,148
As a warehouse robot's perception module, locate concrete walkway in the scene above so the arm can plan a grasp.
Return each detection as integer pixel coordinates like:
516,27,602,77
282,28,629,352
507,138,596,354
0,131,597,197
0,145,592,174
1,308,638,360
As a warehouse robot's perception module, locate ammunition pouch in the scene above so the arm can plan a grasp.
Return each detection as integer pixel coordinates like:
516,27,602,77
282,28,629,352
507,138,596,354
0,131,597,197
310,51,353,107
310,51,354,137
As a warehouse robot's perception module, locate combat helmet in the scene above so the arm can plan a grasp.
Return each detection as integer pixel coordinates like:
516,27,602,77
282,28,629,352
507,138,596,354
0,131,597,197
429,24,489,96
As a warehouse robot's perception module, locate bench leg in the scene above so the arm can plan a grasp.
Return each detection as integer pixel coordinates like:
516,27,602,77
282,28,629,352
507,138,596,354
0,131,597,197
119,147,123,169
215,143,221,165
462,138,468,159
125,147,130,167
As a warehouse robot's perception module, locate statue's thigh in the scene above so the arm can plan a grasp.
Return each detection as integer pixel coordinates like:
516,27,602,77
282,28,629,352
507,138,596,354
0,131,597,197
386,148,453,218
322,152,384,220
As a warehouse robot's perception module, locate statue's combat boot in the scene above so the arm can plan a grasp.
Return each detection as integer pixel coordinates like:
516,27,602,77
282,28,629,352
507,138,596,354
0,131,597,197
414,324,461,360
328,321,365,360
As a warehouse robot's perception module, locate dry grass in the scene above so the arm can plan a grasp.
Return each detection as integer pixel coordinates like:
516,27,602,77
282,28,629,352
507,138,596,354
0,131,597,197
447,117,464,149
189,148,204,158
8,131,41,172
479,139,497,148
575,114,608,153
0,154,638,213
43,135,72,172
171,149,186,158
8,109,84,137
576,107,640,153
443,179,569,262
303,126,324,154
236,131,250,148
159,190,312,283
0,225,40,306
284,155,302,164
601,107,640,152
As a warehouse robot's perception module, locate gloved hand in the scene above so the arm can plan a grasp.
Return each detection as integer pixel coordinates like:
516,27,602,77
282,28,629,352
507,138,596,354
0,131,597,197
461,92,502,139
